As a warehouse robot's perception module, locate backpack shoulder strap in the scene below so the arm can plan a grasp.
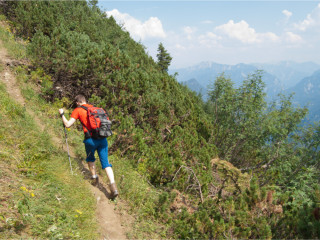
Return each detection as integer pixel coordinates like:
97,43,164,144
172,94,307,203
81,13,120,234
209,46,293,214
79,105,88,111
77,105,91,134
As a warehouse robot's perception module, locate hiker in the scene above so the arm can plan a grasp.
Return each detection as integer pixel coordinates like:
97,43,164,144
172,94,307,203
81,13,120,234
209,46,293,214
59,95,119,198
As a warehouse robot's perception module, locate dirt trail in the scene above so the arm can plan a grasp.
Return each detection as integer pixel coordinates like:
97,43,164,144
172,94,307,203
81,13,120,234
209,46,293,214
0,41,127,240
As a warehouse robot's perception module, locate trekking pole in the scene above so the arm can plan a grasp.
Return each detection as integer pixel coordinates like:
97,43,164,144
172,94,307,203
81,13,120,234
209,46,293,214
62,123,73,175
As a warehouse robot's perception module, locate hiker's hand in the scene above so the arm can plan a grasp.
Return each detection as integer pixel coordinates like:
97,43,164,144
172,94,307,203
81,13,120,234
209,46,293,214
59,108,64,115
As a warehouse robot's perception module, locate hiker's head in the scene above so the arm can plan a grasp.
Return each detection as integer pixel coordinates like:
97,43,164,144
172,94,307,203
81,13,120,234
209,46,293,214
75,95,86,106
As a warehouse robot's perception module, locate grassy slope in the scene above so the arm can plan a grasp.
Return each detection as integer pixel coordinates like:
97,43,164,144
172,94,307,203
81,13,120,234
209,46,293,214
0,20,98,239
0,79,98,239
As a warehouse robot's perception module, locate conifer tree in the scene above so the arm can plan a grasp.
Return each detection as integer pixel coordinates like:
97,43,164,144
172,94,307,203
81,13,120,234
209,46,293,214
156,42,172,72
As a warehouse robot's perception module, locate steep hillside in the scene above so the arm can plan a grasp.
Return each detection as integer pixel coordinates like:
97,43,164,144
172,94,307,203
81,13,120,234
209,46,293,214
3,0,217,190
0,21,169,239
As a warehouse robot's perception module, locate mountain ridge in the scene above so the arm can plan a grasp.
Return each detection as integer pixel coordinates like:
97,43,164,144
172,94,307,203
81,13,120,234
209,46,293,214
286,69,320,121
171,61,320,121
171,61,320,87
171,61,286,99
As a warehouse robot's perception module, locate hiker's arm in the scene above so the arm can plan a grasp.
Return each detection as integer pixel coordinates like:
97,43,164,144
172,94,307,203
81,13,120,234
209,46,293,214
59,109,76,128
63,117,76,128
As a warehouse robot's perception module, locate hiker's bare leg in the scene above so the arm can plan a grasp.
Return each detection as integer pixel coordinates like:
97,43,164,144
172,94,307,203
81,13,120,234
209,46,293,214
105,167,115,184
88,162,97,177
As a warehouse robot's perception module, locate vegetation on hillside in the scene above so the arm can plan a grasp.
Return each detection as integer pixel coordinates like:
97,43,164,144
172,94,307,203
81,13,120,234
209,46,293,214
1,0,319,238
205,73,320,238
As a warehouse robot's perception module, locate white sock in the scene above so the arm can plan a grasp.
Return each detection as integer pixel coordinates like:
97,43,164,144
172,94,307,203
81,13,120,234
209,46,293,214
105,167,115,184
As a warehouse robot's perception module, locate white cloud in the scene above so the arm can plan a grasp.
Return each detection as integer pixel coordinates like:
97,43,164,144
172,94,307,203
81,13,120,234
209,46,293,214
295,14,315,31
263,32,280,42
215,20,279,44
175,44,186,50
284,32,303,43
183,26,195,35
215,20,257,43
198,32,222,47
294,3,320,31
183,26,197,40
106,9,166,40
282,9,292,19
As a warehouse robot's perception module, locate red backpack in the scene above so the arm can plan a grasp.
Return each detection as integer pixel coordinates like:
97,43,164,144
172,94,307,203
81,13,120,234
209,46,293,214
80,105,112,139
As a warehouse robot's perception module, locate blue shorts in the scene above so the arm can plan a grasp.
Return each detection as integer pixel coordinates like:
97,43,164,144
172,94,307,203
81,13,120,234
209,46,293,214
83,138,112,169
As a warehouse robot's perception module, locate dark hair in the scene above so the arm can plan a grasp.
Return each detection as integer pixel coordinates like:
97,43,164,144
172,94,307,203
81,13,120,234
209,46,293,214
75,95,86,104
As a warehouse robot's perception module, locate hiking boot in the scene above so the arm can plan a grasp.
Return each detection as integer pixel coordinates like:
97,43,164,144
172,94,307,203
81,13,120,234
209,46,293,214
110,182,119,199
91,175,99,186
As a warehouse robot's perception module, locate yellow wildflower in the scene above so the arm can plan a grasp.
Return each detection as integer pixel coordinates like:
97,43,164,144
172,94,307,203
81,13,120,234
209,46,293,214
75,210,83,215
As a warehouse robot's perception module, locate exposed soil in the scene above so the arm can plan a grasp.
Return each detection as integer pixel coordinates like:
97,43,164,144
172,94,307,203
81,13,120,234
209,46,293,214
0,40,128,240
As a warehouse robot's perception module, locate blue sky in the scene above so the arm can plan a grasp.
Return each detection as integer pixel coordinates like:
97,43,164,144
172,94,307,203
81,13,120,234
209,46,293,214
98,1,320,68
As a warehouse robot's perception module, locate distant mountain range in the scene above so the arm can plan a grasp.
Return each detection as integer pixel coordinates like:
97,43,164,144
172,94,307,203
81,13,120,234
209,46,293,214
286,70,320,122
170,61,320,122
